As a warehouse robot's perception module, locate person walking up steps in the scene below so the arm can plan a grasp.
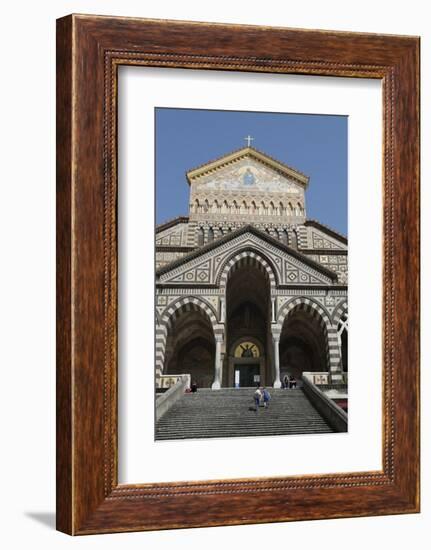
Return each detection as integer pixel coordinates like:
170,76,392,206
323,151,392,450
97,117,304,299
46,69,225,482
253,386,262,412
263,387,271,409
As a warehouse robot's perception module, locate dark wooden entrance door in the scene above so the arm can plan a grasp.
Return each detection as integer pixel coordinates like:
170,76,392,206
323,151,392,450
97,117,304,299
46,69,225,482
238,364,260,387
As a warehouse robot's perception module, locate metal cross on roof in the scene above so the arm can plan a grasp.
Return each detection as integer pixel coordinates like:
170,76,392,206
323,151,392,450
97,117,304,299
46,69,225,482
244,135,254,147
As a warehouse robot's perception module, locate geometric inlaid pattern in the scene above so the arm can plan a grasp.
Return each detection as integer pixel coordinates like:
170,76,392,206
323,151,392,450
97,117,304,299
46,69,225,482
158,229,334,287
283,259,331,286
311,229,344,250
156,223,188,246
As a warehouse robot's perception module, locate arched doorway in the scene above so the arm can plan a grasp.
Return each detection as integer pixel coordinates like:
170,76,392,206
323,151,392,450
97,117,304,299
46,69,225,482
224,256,272,386
164,309,215,388
279,304,329,381
229,337,265,388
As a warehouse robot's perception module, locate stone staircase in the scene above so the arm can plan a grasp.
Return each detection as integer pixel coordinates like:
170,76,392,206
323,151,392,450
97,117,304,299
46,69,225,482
155,388,334,440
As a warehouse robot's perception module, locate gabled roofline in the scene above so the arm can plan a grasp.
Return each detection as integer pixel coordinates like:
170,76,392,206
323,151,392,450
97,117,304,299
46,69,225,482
156,224,337,280
185,146,309,188
305,219,348,244
156,215,189,234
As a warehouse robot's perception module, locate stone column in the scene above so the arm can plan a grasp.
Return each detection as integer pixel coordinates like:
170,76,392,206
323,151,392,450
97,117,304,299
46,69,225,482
212,334,223,390
327,325,344,383
272,333,282,388
271,297,276,323
220,297,226,323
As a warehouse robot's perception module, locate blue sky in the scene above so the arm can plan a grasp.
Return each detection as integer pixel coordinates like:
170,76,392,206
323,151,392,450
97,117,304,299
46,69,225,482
155,108,347,236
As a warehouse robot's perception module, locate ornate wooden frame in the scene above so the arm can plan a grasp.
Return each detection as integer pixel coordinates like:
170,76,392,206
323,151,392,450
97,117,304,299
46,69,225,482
56,14,420,535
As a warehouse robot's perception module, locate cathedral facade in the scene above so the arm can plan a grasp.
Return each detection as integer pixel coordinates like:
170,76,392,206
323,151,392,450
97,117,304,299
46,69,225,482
155,146,348,389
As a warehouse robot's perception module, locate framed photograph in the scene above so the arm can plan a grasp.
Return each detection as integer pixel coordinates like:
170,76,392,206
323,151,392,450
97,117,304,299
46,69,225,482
56,14,420,535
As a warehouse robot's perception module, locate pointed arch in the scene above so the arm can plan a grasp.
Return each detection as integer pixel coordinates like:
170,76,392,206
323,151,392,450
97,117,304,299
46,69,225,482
276,297,338,374
218,249,278,290
277,297,331,327
197,227,204,246
156,297,221,379
208,226,214,243
161,297,219,332
279,201,285,215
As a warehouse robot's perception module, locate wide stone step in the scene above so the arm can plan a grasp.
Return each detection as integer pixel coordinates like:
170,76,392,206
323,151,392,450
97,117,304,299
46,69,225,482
158,414,327,421
156,428,333,440
163,406,322,415
155,387,335,440
158,414,326,420
157,428,332,436
157,424,333,432
157,426,333,434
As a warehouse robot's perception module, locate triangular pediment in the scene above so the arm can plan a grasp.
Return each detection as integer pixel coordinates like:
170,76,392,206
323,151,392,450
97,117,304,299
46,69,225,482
157,226,337,287
305,220,347,250
186,147,309,194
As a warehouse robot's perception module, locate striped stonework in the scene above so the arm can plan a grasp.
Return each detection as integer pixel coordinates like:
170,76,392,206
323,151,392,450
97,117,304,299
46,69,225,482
155,323,168,380
332,298,348,326
335,302,348,362
214,226,224,239
218,250,277,290
186,220,198,247
276,297,341,375
327,325,342,374
297,225,308,249
155,296,221,380
201,225,208,244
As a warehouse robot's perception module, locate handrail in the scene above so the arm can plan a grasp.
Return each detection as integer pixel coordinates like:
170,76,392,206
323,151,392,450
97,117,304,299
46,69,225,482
155,374,191,422
301,376,348,432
